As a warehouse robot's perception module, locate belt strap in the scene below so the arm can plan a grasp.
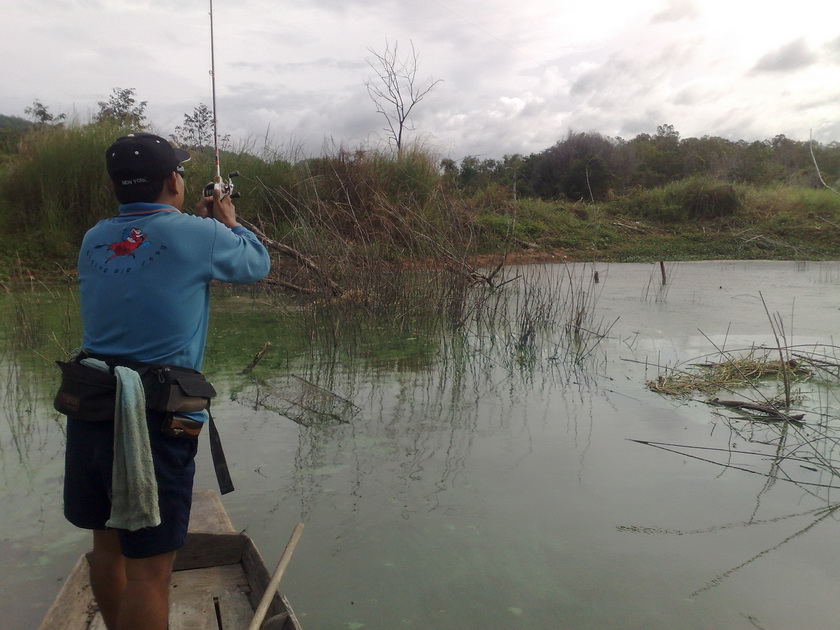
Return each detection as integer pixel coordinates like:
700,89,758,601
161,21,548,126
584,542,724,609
207,406,234,495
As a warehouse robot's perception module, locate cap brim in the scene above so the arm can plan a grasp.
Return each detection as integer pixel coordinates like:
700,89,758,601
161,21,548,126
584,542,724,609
173,147,190,163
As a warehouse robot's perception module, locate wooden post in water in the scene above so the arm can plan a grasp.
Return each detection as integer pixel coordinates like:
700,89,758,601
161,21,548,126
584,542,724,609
659,260,666,285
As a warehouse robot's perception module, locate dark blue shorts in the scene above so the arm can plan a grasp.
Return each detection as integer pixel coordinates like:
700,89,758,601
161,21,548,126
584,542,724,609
63,411,198,559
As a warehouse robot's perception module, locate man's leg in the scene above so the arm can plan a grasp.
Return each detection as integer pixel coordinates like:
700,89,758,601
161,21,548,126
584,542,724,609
89,529,176,630
117,551,176,630
89,530,126,630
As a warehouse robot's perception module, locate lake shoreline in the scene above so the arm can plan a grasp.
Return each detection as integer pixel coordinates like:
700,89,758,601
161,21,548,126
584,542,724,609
8,242,840,289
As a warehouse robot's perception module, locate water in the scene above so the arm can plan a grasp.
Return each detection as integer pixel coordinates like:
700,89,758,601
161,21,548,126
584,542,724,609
3,261,840,629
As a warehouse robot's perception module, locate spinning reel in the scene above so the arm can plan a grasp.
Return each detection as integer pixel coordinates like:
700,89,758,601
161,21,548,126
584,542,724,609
203,171,241,199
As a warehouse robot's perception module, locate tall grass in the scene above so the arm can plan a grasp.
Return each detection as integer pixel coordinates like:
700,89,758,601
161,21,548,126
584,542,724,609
613,176,743,223
0,123,477,288
0,121,125,259
0,125,491,354
214,141,478,305
3,122,840,279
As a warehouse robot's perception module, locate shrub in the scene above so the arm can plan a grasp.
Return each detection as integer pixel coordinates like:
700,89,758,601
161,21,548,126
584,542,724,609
613,177,742,223
675,177,742,219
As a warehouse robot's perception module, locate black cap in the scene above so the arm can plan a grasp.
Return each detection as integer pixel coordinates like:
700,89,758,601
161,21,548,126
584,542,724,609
105,133,190,187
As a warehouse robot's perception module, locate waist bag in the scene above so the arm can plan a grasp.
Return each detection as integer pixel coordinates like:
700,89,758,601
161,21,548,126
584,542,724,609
54,355,217,421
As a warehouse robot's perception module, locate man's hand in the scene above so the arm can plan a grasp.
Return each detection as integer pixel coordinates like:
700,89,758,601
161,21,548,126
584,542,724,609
194,177,240,229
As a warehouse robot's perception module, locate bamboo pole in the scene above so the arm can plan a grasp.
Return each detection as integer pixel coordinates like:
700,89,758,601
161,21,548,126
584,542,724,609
248,523,305,630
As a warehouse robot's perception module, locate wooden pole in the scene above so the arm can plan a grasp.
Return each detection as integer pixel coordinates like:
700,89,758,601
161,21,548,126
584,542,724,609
659,260,666,285
242,341,271,374
248,523,305,630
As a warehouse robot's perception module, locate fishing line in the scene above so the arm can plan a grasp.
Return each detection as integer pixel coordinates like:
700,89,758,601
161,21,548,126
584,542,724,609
209,0,220,183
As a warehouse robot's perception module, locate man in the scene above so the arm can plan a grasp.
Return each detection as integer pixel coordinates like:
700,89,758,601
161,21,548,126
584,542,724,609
63,132,271,630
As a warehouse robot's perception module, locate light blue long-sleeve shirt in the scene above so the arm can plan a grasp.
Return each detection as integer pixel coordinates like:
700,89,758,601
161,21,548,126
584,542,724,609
78,202,271,374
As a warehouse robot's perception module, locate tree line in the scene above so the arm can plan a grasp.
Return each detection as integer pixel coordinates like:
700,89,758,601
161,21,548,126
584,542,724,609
444,124,840,202
3,90,839,203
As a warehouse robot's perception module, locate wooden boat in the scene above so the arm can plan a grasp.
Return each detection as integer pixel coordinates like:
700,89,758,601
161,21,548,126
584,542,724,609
38,490,303,630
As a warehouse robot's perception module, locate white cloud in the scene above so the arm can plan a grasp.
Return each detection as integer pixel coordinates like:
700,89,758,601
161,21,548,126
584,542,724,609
752,39,818,74
2,0,838,159
651,0,699,23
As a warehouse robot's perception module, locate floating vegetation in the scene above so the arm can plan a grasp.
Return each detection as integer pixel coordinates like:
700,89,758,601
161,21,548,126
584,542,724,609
647,350,816,398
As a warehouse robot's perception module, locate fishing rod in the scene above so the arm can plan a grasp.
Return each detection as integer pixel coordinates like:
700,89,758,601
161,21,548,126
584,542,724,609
204,0,239,199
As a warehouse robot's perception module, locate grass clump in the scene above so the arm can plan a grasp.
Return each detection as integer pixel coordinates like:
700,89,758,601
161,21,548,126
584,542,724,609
647,350,813,398
613,176,742,224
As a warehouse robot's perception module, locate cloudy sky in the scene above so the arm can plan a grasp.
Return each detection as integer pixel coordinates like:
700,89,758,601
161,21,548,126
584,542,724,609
4,0,839,160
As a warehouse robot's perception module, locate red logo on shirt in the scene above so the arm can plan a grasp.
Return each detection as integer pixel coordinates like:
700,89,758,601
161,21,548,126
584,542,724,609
97,228,150,262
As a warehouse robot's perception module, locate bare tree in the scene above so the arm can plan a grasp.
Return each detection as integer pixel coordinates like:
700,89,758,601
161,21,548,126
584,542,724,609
365,39,442,152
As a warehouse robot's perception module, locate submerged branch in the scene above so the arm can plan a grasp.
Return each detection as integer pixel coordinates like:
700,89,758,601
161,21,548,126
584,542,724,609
707,398,804,423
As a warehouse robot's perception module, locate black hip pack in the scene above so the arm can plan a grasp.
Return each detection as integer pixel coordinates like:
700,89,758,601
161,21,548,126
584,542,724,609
54,353,217,421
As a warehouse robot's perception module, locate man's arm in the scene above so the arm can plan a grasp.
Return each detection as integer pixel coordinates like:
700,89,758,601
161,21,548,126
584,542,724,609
209,223,271,284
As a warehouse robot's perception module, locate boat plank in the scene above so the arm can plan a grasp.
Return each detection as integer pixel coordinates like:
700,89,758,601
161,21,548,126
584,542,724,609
170,565,252,630
37,555,97,630
169,595,217,630
217,590,256,629
170,564,251,599
88,615,107,630
189,489,235,533
241,538,301,626
241,537,273,611
174,532,249,572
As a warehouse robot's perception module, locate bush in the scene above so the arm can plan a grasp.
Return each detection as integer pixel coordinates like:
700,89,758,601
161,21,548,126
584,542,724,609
613,177,742,223
676,177,742,219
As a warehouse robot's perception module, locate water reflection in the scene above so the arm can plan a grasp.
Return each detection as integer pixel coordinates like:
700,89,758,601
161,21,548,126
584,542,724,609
5,262,840,629
219,263,840,629
0,289,73,483
0,354,61,471
621,368,840,604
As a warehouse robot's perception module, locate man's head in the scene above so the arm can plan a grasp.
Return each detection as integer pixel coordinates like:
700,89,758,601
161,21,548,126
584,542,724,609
106,133,190,204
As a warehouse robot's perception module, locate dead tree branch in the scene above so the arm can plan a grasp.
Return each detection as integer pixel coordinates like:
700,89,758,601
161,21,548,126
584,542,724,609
810,130,839,197
239,218,344,296
365,39,442,151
